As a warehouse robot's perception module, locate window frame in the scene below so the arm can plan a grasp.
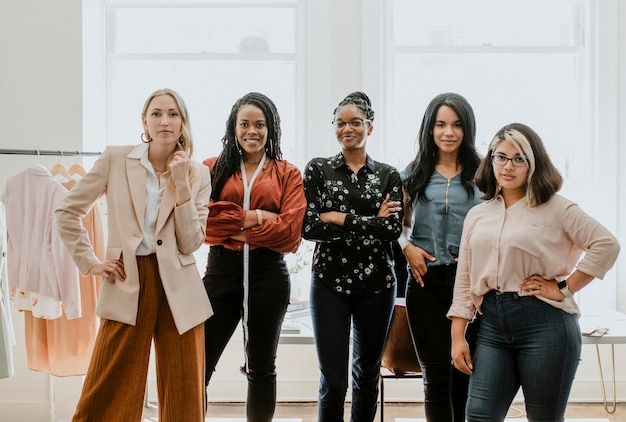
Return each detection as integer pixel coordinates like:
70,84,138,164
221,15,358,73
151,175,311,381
362,0,620,311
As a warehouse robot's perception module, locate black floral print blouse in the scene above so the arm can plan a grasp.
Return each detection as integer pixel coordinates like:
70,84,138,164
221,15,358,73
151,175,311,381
302,153,403,295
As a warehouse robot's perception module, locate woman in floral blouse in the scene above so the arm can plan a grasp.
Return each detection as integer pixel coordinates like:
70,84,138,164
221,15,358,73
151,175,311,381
302,91,403,422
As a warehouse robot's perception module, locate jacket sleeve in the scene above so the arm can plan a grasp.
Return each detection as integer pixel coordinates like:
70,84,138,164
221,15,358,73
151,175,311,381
204,200,246,245
245,162,306,253
174,163,212,255
55,148,110,275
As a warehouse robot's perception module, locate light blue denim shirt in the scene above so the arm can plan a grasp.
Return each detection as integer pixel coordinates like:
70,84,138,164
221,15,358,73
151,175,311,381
401,167,482,267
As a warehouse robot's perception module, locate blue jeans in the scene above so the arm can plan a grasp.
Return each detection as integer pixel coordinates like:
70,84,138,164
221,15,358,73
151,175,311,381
310,275,396,422
406,265,480,422
467,291,582,422
203,246,290,422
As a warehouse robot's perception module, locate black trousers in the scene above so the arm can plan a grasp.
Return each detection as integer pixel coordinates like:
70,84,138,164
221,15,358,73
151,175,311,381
406,264,480,422
203,246,290,422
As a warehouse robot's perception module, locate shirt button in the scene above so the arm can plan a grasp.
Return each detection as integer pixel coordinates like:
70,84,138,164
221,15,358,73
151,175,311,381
156,240,163,246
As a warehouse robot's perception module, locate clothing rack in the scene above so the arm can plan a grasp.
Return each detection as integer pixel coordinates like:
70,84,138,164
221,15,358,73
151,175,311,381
1,147,102,421
0,148,101,156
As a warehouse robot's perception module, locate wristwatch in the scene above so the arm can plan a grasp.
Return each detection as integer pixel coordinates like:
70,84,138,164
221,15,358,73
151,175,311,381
557,280,574,298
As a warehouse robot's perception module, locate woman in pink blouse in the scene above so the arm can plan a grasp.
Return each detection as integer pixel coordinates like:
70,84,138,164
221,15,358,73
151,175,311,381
448,123,620,421
202,92,306,422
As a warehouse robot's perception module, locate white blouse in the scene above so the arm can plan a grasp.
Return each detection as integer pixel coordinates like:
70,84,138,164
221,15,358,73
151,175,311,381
132,144,166,256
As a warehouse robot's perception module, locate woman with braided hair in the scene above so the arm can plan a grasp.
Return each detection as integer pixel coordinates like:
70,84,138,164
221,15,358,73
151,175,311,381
302,91,403,421
202,92,306,421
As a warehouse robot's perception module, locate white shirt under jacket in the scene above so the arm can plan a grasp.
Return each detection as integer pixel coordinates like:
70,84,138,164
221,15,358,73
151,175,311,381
55,144,213,334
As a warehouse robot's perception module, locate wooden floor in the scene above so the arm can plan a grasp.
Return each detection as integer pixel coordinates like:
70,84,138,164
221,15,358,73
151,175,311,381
198,402,623,421
0,401,623,421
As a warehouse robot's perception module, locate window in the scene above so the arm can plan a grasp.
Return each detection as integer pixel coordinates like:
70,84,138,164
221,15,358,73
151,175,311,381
87,0,303,165
84,0,619,311
368,0,592,193
363,0,619,309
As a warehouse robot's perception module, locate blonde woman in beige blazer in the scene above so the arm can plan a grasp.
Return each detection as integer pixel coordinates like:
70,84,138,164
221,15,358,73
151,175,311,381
56,88,212,422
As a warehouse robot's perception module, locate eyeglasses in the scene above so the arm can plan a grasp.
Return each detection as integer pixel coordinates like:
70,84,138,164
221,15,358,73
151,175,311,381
491,154,528,167
331,119,370,129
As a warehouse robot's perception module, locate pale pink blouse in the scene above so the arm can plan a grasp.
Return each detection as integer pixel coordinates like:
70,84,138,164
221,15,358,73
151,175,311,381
2,165,81,318
448,194,620,321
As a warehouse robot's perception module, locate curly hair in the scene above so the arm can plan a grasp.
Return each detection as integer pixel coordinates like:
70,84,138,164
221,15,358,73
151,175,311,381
211,92,283,201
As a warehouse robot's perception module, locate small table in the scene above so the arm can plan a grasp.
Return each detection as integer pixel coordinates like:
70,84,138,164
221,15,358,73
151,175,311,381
279,315,315,345
579,310,626,414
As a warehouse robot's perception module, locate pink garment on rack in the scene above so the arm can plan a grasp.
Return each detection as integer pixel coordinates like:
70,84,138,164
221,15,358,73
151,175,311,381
1,165,81,318
24,178,104,376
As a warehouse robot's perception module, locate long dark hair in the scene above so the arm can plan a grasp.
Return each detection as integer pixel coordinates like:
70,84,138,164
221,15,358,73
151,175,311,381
211,92,283,201
404,92,481,202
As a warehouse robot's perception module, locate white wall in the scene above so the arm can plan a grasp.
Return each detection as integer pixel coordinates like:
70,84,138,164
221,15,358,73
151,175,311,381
618,0,626,314
0,0,624,412
0,0,87,411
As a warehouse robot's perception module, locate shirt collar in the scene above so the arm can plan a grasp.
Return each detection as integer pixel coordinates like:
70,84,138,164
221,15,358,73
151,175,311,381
493,193,530,207
128,143,149,160
330,152,375,172
128,143,155,173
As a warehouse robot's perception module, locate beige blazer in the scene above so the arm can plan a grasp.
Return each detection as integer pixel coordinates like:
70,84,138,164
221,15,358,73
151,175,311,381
56,145,213,334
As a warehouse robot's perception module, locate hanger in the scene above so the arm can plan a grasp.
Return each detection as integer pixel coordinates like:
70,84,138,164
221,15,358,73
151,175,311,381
68,153,86,177
68,163,86,177
51,163,71,181
50,151,71,182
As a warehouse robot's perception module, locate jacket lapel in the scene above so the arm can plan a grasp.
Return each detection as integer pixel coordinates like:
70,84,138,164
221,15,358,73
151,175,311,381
127,156,147,227
156,185,176,234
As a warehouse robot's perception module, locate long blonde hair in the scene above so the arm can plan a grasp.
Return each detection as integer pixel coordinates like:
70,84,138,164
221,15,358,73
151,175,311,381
141,88,195,188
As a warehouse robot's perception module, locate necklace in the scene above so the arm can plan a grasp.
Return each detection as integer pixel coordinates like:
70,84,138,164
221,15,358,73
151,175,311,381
153,167,168,176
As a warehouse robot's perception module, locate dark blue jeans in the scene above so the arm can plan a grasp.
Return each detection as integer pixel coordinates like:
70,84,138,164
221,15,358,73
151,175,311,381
466,291,581,422
406,264,480,422
310,276,396,422
203,246,290,422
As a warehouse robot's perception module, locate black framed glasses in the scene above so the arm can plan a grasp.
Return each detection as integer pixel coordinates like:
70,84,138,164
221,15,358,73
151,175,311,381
491,154,528,167
331,118,371,129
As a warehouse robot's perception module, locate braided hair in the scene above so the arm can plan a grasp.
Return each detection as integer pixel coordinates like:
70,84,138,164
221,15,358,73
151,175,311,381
211,92,283,201
333,91,375,122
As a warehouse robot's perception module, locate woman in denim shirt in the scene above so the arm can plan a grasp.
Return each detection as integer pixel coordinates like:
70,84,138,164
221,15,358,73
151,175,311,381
399,93,482,422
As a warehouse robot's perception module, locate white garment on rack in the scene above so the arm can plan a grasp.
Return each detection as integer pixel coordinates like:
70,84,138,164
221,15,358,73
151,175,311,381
13,290,62,319
0,201,15,379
